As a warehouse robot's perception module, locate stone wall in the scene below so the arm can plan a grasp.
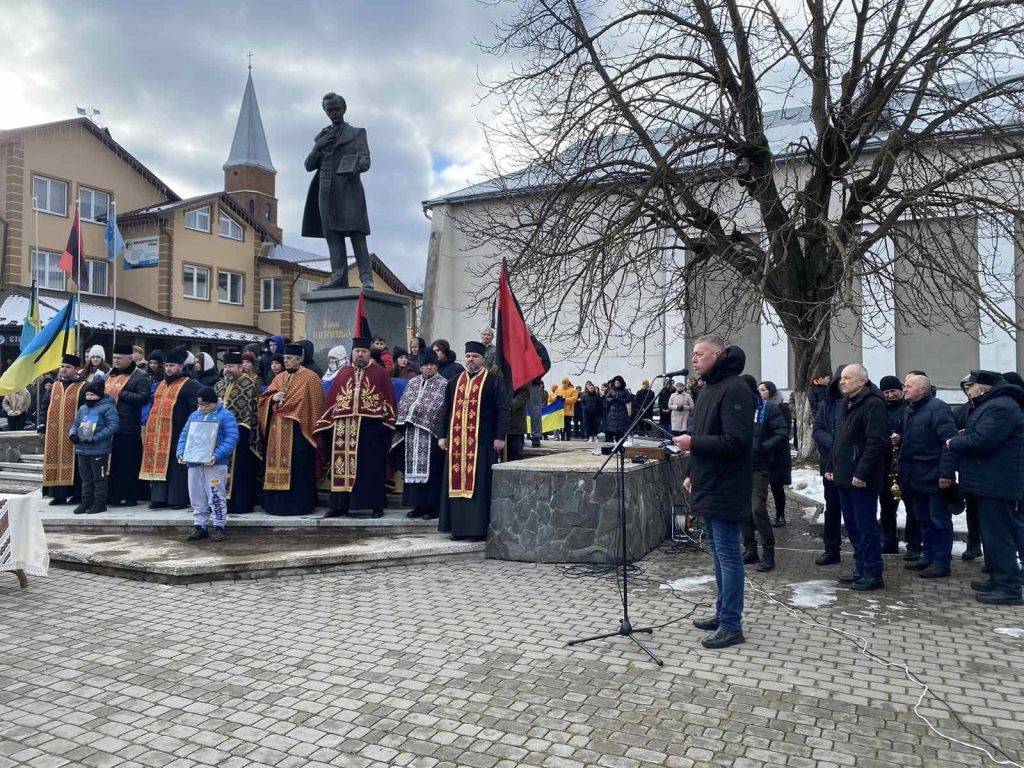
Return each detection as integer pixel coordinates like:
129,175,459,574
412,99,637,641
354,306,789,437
0,431,42,462
488,450,688,563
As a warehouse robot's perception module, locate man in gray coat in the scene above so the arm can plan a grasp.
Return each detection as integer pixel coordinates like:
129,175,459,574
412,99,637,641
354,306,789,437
302,92,373,289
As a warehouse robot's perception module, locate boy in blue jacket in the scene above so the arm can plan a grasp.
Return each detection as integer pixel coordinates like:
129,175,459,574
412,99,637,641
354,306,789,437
177,386,238,541
69,379,120,515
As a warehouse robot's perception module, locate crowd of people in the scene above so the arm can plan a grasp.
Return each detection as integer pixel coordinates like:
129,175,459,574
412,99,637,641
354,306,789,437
676,336,1024,652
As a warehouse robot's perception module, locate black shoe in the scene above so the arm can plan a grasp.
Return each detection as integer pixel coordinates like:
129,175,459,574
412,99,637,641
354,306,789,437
881,542,900,555
756,552,776,572
742,547,759,565
772,516,787,528
975,592,1023,606
971,579,996,592
692,615,720,631
371,509,384,518
186,526,208,541
850,577,885,591
531,440,541,448
211,527,226,542
815,551,841,566
49,497,69,506
122,500,138,507
837,571,862,584
918,564,950,579
904,549,922,561
701,627,745,649
149,502,168,510
323,510,350,519
86,505,106,515
961,545,982,561
167,504,187,510
71,504,89,515
906,559,932,571
406,509,424,519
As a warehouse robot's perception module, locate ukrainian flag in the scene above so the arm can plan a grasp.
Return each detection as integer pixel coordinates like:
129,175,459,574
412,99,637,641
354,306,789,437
20,281,42,351
0,294,78,395
541,396,565,434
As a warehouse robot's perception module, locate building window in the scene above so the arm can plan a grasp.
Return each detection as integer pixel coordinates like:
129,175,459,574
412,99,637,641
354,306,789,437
32,175,68,216
265,203,272,220
260,277,282,311
185,206,211,232
82,259,109,296
219,211,243,241
31,249,66,291
218,270,244,305
78,186,110,223
293,279,318,313
183,264,210,300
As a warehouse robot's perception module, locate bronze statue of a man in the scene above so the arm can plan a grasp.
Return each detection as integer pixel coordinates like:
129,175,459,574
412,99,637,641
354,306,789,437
301,92,374,290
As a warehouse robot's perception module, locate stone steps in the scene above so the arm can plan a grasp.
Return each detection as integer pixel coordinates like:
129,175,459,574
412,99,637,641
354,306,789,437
21,454,45,462
0,469,44,483
0,460,43,472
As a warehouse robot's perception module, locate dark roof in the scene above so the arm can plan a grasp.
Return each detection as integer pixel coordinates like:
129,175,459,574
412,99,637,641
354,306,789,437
119,192,282,244
0,117,180,203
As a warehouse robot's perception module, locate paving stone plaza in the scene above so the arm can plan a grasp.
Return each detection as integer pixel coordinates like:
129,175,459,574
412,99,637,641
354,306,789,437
2,516,1023,768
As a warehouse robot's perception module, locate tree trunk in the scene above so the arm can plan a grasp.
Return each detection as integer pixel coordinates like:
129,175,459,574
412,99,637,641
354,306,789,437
787,309,833,463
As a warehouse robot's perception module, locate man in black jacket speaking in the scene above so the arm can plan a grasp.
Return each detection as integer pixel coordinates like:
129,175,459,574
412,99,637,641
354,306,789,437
826,364,889,591
675,335,754,649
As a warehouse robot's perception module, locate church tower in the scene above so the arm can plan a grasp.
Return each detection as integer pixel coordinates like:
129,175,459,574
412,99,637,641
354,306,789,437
224,66,281,242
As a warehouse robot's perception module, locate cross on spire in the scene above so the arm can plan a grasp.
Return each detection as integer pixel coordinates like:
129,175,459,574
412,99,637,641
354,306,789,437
247,51,254,71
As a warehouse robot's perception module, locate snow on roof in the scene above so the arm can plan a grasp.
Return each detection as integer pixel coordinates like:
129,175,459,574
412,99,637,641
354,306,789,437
0,294,264,343
424,82,1024,207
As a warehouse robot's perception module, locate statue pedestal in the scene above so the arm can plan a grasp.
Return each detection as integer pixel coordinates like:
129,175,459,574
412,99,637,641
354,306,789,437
301,288,410,371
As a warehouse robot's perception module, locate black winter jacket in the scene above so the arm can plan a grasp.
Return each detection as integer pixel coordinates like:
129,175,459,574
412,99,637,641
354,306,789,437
686,346,754,522
768,400,793,485
753,400,789,474
437,352,465,382
896,391,956,494
948,382,1024,501
107,364,153,433
508,385,530,435
811,366,845,476
830,383,889,492
603,388,633,434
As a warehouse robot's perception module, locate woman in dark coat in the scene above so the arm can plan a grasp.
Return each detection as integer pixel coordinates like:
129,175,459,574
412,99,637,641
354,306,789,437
581,381,603,441
759,380,792,526
603,376,633,443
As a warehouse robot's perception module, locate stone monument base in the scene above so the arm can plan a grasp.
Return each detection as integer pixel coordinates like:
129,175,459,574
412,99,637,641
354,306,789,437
488,448,688,563
301,287,410,371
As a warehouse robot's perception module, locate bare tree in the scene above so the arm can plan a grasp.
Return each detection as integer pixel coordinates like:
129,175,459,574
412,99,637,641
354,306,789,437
459,0,1024,453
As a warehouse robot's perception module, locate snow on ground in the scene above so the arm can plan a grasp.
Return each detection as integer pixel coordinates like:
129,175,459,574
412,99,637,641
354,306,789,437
788,580,839,608
789,467,968,532
994,628,1024,639
660,575,716,592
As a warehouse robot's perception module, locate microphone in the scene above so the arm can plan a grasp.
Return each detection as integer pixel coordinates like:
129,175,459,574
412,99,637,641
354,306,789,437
662,368,689,379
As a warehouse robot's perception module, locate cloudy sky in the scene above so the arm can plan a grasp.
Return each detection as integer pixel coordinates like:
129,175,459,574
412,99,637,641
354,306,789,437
1,0,514,289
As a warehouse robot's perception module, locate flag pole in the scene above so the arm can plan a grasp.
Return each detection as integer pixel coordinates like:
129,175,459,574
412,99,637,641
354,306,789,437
111,201,118,350
75,200,83,359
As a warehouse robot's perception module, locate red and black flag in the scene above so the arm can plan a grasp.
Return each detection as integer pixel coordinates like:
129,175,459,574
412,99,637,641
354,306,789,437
58,208,85,292
494,259,547,390
355,290,372,338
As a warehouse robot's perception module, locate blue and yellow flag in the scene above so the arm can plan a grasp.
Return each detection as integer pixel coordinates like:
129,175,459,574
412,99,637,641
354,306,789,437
541,396,565,433
0,294,78,395
20,281,42,351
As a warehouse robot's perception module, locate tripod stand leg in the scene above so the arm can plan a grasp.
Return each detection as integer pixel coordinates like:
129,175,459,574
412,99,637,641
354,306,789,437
566,630,626,646
629,633,664,666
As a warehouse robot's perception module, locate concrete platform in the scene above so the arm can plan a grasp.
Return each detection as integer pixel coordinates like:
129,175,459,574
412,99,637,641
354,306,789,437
47,530,485,584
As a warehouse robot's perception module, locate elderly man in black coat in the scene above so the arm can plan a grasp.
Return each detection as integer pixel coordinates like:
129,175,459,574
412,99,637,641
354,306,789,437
826,364,889,591
675,335,753,649
301,92,373,290
947,371,1024,606
106,344,153,506
812,366,845,565
894,374,957,578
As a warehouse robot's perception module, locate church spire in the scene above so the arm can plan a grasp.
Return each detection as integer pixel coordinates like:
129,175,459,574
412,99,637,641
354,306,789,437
224,69,275,173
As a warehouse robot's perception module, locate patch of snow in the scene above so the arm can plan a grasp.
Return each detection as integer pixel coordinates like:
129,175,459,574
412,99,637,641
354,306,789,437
994,628,1024,639
790,468,825,503
789,580,839,608
952,541,967,557
660,575,715,592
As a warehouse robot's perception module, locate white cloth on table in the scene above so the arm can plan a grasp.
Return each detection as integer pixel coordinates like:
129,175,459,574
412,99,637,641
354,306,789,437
0,497,49,577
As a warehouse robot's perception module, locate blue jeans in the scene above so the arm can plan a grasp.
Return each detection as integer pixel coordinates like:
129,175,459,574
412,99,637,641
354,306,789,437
705,518,745,631
838,487,884,580
907,491,953,569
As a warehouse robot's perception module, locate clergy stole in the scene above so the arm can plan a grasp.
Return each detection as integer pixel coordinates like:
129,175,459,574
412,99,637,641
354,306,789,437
104,370,135,402
42,380,85,486
447,369,488,499
263,409,294,492
139,377,189,481
216,377,258,499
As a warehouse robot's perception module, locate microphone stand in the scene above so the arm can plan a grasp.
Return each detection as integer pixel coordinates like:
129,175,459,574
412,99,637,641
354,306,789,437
566,378,665,666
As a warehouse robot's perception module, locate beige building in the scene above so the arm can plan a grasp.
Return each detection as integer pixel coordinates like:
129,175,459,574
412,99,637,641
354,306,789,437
0,71,419,363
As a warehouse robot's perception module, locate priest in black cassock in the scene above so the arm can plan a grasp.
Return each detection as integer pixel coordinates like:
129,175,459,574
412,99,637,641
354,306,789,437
438,341,510,540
